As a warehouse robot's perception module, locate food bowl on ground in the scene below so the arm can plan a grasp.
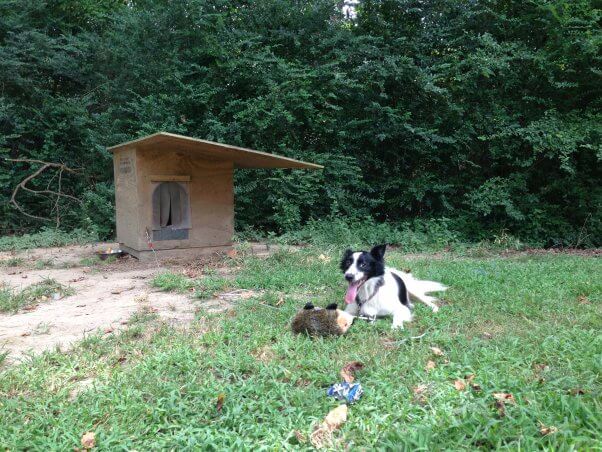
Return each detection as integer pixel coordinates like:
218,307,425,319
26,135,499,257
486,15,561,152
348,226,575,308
96,248,127,261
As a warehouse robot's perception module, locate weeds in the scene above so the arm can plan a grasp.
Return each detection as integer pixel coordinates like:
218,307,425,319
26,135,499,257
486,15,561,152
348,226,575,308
151,272,229,300
0,257,25,267
34,259,54,270
0,279,74,313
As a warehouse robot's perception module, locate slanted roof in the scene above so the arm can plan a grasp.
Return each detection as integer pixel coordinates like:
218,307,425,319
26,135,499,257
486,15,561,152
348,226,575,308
108,132,323,170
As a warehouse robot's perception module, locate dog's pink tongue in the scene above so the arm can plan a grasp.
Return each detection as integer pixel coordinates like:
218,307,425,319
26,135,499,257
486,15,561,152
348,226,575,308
345,282,360,304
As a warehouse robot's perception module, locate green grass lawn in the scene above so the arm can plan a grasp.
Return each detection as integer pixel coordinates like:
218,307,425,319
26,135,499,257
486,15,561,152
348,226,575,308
0,248,600,450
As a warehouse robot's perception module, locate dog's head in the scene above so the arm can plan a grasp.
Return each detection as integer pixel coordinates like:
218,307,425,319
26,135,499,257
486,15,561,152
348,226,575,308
340,244,386,304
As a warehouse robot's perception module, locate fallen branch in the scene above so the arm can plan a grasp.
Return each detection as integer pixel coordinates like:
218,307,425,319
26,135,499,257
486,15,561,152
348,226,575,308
7,158,82,226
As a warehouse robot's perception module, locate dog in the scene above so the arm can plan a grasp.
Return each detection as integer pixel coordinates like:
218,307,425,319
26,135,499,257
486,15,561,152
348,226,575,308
340,244,447,329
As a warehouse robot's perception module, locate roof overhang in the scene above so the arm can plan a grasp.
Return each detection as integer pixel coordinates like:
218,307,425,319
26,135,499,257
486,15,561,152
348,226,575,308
107,132,323,170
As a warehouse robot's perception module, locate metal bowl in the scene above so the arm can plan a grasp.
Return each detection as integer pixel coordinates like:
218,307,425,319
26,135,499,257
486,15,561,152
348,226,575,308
96,250,127,261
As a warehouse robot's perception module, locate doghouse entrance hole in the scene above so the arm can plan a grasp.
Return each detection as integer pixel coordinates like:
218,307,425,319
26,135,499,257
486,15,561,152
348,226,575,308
151,181,191,241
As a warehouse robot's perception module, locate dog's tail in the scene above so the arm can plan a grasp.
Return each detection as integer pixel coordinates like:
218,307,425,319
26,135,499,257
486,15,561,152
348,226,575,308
390,269,447,312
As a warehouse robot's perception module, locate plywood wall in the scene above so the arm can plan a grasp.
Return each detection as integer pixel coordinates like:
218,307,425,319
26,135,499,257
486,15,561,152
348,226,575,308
118,147,234,251
113,148,140,248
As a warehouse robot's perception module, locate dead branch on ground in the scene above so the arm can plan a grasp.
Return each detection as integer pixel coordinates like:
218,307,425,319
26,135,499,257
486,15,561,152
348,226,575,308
6,158,82,227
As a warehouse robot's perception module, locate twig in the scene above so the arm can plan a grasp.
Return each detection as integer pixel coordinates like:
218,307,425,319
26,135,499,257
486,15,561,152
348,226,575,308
383,331,430,346
574,213,591,249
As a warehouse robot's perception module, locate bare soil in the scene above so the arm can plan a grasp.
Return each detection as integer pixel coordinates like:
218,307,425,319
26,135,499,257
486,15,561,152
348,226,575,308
0,242,273,364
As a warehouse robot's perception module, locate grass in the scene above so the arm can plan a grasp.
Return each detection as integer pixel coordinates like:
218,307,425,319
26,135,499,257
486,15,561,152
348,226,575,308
0,247,600,450
0,279,74,313
0,227,98,252
0,257,25,267
152,272,231,300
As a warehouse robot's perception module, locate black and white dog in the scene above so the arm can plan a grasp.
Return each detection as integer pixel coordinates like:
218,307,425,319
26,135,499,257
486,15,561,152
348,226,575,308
340,244,447,329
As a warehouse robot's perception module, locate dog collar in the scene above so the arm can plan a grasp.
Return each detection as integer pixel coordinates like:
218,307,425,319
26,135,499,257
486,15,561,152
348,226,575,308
356,276,384,306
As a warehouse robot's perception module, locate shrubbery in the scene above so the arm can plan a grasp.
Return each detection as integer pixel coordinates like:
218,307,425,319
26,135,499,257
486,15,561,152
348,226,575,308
1,0,600,246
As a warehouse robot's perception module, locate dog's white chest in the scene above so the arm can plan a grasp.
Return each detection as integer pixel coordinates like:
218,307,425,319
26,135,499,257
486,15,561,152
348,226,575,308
357,275,399,317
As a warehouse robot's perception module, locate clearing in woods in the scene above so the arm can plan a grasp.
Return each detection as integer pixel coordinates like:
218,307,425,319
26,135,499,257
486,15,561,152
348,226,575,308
0,245,600,450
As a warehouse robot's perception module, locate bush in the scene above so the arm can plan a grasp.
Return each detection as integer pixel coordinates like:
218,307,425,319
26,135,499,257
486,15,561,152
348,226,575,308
277,217,466,251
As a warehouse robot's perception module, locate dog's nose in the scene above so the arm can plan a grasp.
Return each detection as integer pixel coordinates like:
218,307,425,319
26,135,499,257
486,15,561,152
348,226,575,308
345,274,354,282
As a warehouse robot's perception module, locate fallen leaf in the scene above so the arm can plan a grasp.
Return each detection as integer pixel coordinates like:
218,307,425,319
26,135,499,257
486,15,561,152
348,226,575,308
182,268,197,278
493,392,516,405
425,360,436,371
69,276,86,283
324,404,348,430
413,384,428,395
340,361,364,383
577,295,590,305
81,431,95,449
539,424,558,436
110,286,135,295
310,404,348,449
216,393,225,412
495,400,506,417
318,254,331,262
464,374,479,391
569,388,585,396
21,274,28,279
294,430,306,444
226,249,238,258
21,332,31,337
104,327,114,334
454,379,466,391
430,346,444,356
310,428,329,449
480,332,493,339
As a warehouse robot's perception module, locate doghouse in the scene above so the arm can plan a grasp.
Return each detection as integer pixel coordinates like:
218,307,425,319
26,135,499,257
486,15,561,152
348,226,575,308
108,132,322,260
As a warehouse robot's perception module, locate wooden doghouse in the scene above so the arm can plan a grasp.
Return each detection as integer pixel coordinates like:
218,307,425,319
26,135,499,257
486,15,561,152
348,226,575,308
108,132,322,260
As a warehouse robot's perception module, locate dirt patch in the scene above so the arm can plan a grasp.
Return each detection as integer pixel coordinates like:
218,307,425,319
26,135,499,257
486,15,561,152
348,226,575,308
0,242,277,365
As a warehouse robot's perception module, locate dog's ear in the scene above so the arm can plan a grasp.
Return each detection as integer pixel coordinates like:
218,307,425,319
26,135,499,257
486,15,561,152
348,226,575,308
325,303,338,310
370,244,387,261
303,302,315,310
340,248,353,271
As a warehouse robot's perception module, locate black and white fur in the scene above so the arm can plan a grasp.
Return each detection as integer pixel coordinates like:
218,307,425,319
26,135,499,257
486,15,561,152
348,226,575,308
340,244,447,329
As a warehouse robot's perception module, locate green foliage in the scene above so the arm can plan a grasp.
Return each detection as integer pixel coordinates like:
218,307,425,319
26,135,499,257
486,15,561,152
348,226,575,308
277,217,463,250
151,272,195,293
0,279,73,313
0,0,600,245
0,227,97,251
0,250,600,448
81,183,115,239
